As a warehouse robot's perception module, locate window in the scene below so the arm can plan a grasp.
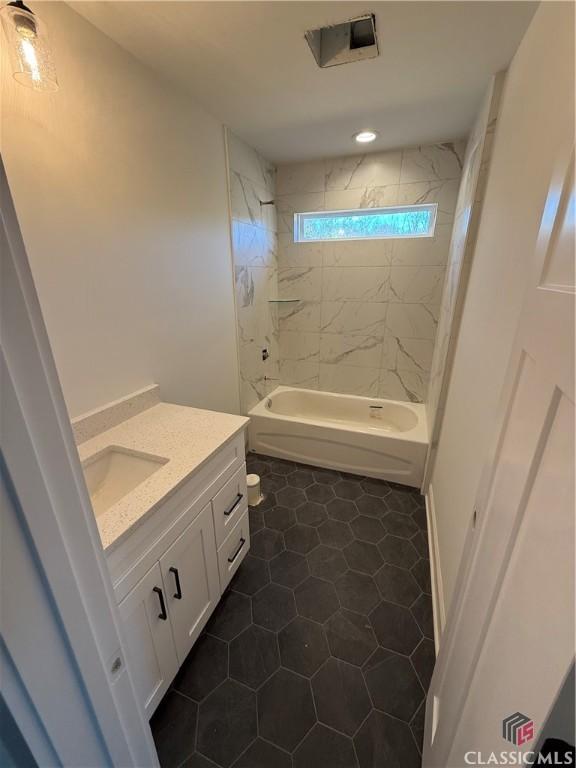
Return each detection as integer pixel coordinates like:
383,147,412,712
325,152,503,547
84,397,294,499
294,204,437,242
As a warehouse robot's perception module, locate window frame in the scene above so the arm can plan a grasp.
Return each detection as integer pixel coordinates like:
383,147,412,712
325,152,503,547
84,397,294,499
293,203,438,243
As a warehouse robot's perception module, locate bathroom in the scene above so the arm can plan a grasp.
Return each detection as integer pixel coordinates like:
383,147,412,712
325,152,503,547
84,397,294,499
1,2,574,767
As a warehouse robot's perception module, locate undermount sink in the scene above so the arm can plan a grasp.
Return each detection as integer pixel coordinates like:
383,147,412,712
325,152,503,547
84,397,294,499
82,446,169,518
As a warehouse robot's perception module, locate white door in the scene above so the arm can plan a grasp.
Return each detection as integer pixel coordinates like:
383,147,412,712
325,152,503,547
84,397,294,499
118,562,179,717
159,503,220,664
424,145,575,766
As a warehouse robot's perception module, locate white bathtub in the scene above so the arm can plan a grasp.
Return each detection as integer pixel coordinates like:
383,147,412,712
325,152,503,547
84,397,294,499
248,386,429,488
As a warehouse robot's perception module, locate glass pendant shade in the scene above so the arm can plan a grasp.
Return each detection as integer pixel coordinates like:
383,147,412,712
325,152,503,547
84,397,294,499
1,2,58,92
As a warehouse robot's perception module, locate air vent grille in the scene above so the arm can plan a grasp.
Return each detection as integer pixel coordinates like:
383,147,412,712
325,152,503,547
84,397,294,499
305,14,379,68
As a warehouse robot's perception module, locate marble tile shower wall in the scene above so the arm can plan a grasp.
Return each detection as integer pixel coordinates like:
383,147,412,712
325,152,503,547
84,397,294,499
275,143,466,402
426,75,505,443
227,131,279,413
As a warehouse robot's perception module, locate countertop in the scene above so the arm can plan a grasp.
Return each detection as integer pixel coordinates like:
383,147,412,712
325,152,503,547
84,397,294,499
78,402,248,551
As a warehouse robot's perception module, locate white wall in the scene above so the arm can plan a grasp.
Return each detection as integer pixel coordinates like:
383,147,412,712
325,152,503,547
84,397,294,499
429,1,575,622
1,2,239,418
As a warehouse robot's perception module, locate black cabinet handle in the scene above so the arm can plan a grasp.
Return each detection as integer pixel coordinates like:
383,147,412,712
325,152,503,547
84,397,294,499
224,493,243,517
169,567,182,599
228,537,246,564
153,586,167,620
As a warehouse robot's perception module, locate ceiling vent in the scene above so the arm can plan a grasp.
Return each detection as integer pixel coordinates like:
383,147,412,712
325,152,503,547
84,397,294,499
305,14,379,68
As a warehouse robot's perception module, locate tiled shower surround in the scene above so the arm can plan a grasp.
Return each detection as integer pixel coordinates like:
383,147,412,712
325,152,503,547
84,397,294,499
276,143,465,402
227,131,279,414
227,132,465,411
425,74,504,445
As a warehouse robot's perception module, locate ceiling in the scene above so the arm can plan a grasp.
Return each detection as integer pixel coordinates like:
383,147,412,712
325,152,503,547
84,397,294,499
71,1,538,164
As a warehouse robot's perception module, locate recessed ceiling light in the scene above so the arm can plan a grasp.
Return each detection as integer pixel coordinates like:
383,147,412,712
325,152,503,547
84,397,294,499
354,130,377,144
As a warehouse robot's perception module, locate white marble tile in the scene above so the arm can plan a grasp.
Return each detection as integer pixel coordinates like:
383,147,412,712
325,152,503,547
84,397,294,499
279,360,320,389
322,266,390,302
386,303,439,340
279,331,320,361
235,266,276,307
235,266,254,309
324,238,393,267
386,335,435,373
426,80,503,429
379,369,429,403
276,191,325,234
324,151,402,191
320,301,387,336
324,184,397,212
241,376,270,413
389,265,445,304
390,223,452,267
264,229,278,268
400,142,465,184
230,172,266,228
277,300,322,332
232,220,277,268
277,234,325,267
277,161,326,195
236,303,258,345
231,140,471,407
228,130,275,194
319,363,380,397
237,295,277,346
396,179,460,224
262,202,277,234
320,334,383,367
278,267,322,301
238,340,266,380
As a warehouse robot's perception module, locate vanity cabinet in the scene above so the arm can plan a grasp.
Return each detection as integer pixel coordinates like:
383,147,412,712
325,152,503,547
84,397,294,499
109,433,249,716
158,502,220,664
118,502,221,715
117,561,179,716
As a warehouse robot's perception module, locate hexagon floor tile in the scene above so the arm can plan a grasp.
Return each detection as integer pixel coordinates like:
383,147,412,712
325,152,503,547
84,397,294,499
152,453,434,768
196,681,256,768
312,658,371,736
278,616,329,676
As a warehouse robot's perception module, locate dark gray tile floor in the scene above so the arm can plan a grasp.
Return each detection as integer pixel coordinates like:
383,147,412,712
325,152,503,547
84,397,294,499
151,454,435,768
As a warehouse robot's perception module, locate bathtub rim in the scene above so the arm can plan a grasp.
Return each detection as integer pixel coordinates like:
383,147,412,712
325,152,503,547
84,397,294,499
248,386,428,445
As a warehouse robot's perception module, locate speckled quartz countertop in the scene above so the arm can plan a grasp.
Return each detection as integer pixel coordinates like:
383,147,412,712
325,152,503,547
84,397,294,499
78,403,248,552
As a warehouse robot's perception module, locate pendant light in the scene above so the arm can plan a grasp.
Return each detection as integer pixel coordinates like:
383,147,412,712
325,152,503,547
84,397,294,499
1,1,58,92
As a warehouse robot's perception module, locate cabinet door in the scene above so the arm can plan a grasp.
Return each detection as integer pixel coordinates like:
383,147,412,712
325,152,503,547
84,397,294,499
159,503,220,665
117,561,178,717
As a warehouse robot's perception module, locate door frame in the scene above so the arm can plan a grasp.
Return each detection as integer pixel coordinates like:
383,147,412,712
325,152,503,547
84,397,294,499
1,157,159,766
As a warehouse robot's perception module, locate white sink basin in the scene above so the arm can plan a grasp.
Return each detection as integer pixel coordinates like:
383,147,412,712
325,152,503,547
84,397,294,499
82,446,168,518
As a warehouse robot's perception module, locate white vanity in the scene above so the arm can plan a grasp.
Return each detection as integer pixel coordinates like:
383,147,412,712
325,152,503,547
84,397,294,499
75,392,249,716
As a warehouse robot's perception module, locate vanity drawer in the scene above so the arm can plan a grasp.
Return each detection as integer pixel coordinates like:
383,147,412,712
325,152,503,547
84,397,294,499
212,463,248,548
217,510,250,592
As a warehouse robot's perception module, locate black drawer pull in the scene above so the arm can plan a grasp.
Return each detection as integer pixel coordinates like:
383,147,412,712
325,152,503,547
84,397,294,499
153,586,167,620
228,537,246,564
169,567,182,599
224,493,243,517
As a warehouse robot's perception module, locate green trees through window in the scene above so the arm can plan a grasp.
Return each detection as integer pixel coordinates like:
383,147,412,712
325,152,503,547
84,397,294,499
294,204,437,242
